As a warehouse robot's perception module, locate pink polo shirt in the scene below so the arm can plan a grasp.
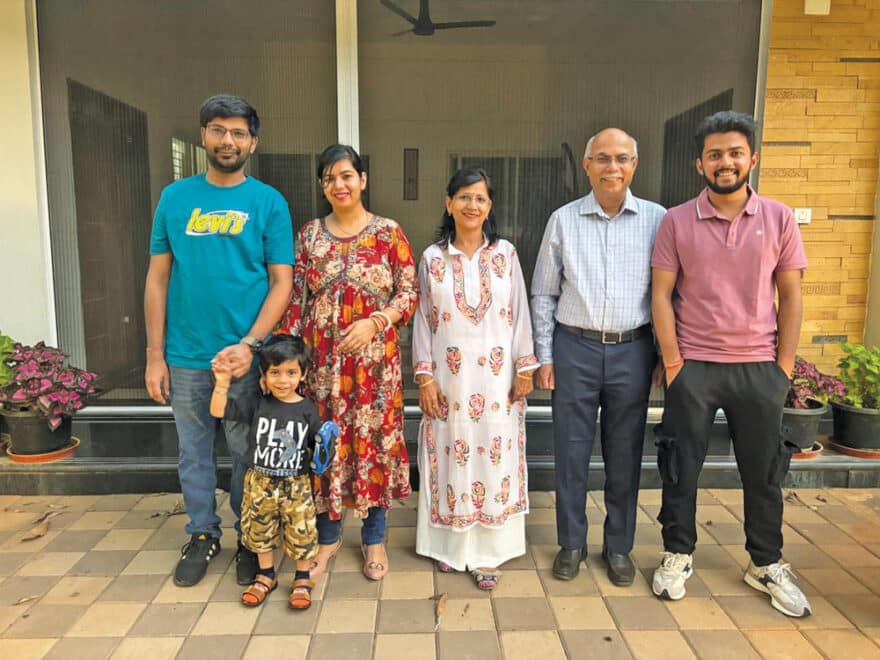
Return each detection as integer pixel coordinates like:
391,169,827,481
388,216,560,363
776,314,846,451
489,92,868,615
651,186,807,363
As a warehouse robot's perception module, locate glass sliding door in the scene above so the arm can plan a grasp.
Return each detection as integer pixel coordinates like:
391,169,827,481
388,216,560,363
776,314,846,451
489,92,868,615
37,0,337,403
356,0,762,402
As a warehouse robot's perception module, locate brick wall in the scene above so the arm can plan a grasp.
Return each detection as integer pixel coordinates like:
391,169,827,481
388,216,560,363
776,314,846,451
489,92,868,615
761,0,879,372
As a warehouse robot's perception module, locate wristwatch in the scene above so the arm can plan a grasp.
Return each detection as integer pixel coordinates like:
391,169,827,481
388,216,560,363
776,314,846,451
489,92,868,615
240,335,263,353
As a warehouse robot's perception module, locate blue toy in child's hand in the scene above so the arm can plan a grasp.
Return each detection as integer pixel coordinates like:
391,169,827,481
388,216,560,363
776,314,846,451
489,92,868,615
311,421,339,475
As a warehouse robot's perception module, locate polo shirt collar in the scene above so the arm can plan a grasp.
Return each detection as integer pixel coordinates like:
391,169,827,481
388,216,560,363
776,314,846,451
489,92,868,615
579,189,638,220
696,184,760,220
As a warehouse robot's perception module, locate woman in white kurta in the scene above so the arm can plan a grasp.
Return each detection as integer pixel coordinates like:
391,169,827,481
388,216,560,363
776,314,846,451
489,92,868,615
413,168,538,590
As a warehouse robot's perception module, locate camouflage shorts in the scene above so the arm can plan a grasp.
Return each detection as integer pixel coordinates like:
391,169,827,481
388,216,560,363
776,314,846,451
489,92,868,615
241,469,318,560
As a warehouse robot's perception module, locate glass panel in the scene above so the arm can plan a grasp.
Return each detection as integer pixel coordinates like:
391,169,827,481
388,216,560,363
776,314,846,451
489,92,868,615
36,0,337,403
358,0,762,404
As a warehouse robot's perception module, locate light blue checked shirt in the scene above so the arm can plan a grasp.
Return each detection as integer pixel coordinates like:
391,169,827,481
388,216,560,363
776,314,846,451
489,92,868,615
531,189,666,364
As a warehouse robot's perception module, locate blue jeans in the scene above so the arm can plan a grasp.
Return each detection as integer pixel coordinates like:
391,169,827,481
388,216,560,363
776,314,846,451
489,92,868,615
169,365,258,539
317,507,387,545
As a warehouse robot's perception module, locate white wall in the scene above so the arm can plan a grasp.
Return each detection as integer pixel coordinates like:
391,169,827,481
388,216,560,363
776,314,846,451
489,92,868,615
0,1,54,344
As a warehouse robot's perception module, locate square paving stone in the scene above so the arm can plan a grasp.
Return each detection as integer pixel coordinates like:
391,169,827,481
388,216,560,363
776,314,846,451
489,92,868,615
41,576,112,605
377,598,436,633
380,570,434,600
692,545,740,569
114,511,167,530
374,633,436,660
715,596,795,630
622,631,697,660
316,598,376,633
0,574,60,606
98,574,167,602
561,630,633,660
791,596,853,630
141,528,185,551
0,554,32,578
803,629,880,660
88,495,143,512
438,631,502,660
702,524,746,545
494,597,556,630
66,602,145,637
789,523,855,546
663,597,736,630
69,551,138,577
438,598,495,631
175,634,249,659
324,570,380,599
68,511,127,531
17,552,84,576
2,603,84,638
683,630,761,660
538,568,600,597
778,543,836,568
0,639,58,658
798,568,871,595
387,546,429,572
242,635,310,660
42,530,108,553
43,636,120,660
605,596,678,630
252,599,320,635
525,525,557,545
129,602,204,636
501,630,567,660
827,593,880,627
191,601,259,635
110,636,183,660
549,596,615,630
387,508,417,527
121,550,178,575
92,529,153,552
742,631,823,660
308,633,373,658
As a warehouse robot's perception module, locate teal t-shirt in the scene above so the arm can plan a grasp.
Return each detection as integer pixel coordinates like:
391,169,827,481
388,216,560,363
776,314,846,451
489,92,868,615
149,174,294,369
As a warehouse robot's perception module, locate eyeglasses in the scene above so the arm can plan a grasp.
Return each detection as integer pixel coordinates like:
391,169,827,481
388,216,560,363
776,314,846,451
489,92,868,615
205,125,251,142
587,154,635,166
320,171,360,188
453,193,490,206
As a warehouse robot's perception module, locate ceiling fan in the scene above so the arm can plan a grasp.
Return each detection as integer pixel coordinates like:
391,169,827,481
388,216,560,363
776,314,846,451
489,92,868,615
380,0,496,37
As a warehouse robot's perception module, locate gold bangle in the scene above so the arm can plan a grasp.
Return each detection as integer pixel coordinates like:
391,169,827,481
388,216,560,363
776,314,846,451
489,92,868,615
370,316,384,332
418,379,435,388
516,372,533,380
372,310,393,329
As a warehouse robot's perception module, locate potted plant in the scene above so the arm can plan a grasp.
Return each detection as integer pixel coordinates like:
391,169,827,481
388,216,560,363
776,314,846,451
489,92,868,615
0,332,14,448
782,356,842,451
831,343,880,451
0,340,99,456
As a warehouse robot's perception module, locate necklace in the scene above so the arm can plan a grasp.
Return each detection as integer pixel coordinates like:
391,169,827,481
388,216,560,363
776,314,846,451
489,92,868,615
327,212,371,238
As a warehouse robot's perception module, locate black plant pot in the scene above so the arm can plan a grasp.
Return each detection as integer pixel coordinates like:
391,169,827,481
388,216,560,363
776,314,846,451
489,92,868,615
831,401,880,450
2,409,72,455
782,400,828,451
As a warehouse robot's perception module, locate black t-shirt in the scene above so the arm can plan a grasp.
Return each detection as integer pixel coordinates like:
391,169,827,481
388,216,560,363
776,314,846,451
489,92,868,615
224,392,320,476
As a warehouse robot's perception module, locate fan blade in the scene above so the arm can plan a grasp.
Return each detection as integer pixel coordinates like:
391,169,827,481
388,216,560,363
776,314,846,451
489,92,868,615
432,20,497,30
380,0,418,25
390,28,414,37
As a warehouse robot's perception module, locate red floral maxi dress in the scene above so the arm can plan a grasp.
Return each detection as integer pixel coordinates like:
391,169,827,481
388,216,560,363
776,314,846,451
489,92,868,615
280,216,418,520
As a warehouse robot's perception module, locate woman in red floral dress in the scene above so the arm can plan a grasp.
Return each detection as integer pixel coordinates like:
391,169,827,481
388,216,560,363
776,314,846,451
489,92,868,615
279,144,418,580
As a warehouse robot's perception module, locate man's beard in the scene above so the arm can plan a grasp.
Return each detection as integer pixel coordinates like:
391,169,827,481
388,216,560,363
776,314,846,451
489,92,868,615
702,168,750,195
207,147,249,174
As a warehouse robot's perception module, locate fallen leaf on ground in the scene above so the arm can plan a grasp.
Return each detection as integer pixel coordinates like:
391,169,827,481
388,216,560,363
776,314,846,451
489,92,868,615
434,592,448,631
21,520,49,541
462,603,470,615
48,504,69,510
13,595,38,606
32,510,65,525
784,491,807,507
816,495,828,503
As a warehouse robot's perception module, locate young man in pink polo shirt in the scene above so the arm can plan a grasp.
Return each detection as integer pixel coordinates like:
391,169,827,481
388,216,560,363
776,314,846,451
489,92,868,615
650,112,810,617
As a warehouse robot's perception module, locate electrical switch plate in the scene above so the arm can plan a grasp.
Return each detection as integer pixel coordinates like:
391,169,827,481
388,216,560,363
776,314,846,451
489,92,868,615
794,208,812,224
804,0,831,15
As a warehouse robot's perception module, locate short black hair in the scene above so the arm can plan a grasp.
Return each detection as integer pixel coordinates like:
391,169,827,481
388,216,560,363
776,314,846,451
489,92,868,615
316,144,365,181
437,167,500,247
199,94,261,137
694,111,757,158
259,335,309,372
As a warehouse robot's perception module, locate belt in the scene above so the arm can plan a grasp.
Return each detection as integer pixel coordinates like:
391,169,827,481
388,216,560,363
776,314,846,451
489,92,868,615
558,323,652,345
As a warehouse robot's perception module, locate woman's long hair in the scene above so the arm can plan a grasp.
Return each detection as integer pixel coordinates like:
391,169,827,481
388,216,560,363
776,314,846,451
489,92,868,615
436,167,499,247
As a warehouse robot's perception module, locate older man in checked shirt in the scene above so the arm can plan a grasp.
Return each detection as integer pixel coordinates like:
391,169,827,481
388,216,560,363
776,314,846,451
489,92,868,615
532,128,664,586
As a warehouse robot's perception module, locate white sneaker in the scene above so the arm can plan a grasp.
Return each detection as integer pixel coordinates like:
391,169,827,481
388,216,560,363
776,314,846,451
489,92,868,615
652,552,693,600
744,561,812,617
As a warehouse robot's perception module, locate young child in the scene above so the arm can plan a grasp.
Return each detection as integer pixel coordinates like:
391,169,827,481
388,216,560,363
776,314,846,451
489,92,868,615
210,334,321,610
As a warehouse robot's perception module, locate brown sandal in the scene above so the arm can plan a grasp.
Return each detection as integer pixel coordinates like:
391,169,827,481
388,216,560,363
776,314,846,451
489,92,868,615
241,573,277,607
289,578,315,610
361,543,389,580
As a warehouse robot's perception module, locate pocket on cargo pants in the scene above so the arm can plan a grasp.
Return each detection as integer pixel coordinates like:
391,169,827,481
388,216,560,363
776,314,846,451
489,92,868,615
654,424,679,486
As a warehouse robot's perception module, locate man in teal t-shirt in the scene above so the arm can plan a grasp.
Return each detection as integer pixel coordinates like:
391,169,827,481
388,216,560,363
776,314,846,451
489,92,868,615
144,95,293,588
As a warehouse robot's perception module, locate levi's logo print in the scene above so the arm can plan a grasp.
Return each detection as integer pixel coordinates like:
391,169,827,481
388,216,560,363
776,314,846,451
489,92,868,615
254,417,308,470
185,208,249,236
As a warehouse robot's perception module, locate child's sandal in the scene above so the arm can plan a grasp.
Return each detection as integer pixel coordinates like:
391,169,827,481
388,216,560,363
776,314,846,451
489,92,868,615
471,568,501,591
241,573,277,607
436,560,455,573
289,578,315,610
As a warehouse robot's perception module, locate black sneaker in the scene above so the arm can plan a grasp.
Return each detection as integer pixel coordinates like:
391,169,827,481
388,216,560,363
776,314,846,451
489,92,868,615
236,542,258,586
174,533,220,587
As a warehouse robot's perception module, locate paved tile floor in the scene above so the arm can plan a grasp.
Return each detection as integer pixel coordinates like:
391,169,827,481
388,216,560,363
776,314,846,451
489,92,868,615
1,488,879,659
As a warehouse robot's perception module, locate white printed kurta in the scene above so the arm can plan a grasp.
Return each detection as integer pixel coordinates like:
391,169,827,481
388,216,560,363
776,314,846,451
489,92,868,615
413,238,538,569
